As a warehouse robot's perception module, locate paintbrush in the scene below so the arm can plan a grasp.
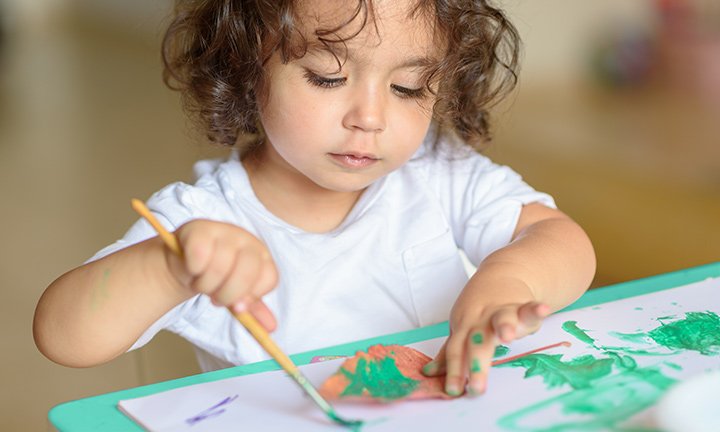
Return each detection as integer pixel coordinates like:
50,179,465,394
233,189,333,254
131,199,362,428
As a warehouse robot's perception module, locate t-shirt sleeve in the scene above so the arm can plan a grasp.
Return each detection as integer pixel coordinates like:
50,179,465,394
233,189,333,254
84,182,217,351
423,146,556,267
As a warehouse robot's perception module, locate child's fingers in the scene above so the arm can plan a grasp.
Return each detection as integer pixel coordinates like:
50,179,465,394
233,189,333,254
246,300,277,332
188,238,236,300
490,307,521,343
214,247,261,306
442,332,470,397
422,340,448,377
176,223,214,276
465,329,493,395
248,251,278,299
231,252,278,312
519,302,550,323
515,302,550,338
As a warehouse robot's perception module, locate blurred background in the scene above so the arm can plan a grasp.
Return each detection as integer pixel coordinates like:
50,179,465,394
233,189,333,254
0,0,718,430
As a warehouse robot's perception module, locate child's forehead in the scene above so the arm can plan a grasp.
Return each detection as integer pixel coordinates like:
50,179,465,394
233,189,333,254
297,0,442,57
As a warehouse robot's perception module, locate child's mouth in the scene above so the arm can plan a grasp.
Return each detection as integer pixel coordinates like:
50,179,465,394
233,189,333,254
328,153,380,169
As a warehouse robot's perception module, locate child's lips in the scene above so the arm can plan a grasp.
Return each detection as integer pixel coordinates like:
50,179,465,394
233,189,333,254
328,153,380,169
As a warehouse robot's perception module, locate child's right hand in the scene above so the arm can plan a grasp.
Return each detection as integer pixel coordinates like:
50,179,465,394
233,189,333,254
169,220,279,331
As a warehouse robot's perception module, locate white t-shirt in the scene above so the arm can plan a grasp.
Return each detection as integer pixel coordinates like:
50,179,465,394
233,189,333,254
90,136,554,372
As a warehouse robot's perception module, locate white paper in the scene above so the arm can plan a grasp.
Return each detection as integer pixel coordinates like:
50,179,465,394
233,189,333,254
119,277,720,431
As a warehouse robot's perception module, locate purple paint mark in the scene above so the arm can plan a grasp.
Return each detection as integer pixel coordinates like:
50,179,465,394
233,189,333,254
185,395,239,426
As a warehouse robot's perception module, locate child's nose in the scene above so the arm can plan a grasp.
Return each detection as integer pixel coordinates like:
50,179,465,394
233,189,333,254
342,86,387,133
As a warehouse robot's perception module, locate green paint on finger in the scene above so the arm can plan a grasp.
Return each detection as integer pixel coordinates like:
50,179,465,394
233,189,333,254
421,361,436,375
471,358,482,373
472,334,484,344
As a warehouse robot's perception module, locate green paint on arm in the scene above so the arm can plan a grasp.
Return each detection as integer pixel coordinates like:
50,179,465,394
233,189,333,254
90,268,111,312
339,356,420,401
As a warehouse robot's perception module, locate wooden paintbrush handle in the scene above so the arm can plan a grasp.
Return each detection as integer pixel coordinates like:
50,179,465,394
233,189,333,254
232,310,299,375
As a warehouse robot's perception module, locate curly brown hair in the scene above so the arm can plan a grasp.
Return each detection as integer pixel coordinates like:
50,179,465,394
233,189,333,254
161,0,520,154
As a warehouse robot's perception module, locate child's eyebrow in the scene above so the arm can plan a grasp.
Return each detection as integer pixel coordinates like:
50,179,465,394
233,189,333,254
304,45,438,71
393,55,438,70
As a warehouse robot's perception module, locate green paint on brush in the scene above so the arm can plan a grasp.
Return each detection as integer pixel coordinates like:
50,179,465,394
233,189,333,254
610,311,720,355
471,358,482,373
294,373,362,429
561,321,597,346
340,355,420,401
497,367,676,432
472,333,484,344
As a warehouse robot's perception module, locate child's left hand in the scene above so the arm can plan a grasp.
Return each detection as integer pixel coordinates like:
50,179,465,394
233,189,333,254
421,203,596,396
422,292,550,396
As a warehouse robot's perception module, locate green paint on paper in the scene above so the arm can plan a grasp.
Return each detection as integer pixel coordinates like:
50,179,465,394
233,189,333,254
606,351,638,370
496,312,715,431
497,367,676,432
610,332,649,345
561,321,597,346
90,268,111,312
471,359,482,373
496,352,635,390
345,417,386,432
340,355,419,401
664,362,682,371
494,345,511,357
472,333,484,344
610,311,720,355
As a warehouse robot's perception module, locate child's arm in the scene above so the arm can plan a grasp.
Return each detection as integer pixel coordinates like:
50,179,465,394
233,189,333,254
33,220,278,368
422,202,596,396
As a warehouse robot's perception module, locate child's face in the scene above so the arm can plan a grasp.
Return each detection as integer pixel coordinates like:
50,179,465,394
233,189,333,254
256,0,440,193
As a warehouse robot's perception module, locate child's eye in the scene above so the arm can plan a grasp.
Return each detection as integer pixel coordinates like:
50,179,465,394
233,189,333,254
304,70,346,88
391,84,427,100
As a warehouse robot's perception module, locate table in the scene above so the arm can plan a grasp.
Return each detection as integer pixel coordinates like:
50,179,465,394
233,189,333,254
48,261,720,431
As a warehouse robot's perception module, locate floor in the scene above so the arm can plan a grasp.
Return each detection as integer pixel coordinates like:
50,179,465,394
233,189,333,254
1,5,719,432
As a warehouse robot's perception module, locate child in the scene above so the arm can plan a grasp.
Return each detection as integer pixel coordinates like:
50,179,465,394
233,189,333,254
34,0,595,397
